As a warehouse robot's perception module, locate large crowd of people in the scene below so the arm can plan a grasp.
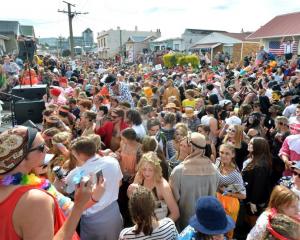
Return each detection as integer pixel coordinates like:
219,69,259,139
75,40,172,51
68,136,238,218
0,48,300,240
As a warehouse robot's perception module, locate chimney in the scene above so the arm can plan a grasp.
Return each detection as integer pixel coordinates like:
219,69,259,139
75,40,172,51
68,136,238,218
135,26,138,31
117,26,120,30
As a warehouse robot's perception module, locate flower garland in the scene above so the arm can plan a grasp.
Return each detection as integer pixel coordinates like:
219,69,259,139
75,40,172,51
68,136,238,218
0,172,74,216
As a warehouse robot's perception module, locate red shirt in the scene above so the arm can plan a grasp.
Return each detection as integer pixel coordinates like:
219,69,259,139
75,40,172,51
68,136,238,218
0,186,79,240
95,120,128,149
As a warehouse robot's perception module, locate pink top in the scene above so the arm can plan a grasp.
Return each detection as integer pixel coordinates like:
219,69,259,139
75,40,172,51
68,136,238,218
279,134,300,176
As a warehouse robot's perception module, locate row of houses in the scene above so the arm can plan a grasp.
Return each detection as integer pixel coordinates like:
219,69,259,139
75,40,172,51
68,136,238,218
0,20,95,56
97,11,300,63
39,28,95,54
1,11,300,63
0,21,35,55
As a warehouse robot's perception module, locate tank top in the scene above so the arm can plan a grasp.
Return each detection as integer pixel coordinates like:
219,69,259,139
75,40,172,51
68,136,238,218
0,185,79,240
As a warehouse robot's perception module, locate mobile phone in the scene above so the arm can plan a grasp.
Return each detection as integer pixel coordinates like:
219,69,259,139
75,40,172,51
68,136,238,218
96,169,103,182
56,143,64,148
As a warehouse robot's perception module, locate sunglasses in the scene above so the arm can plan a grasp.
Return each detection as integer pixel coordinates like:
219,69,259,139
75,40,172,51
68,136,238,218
278,122,288,127
27,143,46,154
227,128,236,133
292,170,300,177
111,115,119,119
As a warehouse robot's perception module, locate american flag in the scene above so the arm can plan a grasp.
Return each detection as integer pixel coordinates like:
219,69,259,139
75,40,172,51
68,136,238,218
269,41,298,55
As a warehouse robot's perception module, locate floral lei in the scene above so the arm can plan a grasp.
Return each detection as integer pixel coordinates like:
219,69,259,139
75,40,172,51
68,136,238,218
0,172,73,216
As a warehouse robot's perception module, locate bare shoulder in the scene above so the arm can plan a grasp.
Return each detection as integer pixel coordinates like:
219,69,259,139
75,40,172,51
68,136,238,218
16,189,54,215
160,178,171,189
14,189,55,238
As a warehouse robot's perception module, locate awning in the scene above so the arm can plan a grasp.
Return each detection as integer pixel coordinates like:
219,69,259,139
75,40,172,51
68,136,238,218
191,42,221,49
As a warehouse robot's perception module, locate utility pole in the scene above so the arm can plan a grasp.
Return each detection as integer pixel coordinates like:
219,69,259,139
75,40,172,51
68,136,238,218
58,1,88,58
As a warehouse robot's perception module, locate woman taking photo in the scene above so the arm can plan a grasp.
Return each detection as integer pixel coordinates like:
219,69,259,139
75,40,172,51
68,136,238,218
216,144,246,239
220,125,248,170
129,151,180,222
119,186,178,239
242,137,273,227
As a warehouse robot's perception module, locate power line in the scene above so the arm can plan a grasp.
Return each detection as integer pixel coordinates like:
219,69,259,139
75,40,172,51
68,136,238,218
58,1,88,58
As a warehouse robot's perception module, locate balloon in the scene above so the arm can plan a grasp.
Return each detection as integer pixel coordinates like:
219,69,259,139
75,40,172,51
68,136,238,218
239,70,246,76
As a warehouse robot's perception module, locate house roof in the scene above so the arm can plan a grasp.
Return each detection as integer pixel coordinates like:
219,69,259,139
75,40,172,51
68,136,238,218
192,32,243,47
127,36,148,42
0,34,9,40
247,11,300,39
191,42,221,49
0,21,19,35
221,32,250,41
83,28,92,33
20,25,35,37
184,28,226,35
153,37,183,43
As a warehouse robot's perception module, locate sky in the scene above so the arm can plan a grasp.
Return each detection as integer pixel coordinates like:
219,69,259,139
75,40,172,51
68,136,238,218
1,0,300,40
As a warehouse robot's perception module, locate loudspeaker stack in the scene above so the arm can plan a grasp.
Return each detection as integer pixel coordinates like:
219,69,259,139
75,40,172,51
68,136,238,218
12,84,47,125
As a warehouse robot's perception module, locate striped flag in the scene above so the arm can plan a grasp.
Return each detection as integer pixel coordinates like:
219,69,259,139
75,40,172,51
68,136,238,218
269,41,298,55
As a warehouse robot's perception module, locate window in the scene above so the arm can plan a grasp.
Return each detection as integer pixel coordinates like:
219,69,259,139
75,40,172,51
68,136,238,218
154,46,160,51
174,44,180,51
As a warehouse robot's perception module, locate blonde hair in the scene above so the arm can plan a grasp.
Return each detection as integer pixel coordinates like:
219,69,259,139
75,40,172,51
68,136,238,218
268,185,299,212
275,116,288,124
52,131,72,145
137,151,162,183
175,123,188,137
87,134,102,151
223,125,244,149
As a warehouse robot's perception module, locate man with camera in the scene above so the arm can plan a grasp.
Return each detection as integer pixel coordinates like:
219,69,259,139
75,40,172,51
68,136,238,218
64,136,123,240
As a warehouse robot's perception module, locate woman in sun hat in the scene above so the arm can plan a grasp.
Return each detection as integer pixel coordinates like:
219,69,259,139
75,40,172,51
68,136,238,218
179,196,235,240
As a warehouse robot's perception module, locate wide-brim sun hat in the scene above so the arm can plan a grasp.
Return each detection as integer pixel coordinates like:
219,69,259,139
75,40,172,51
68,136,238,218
189,196,235,235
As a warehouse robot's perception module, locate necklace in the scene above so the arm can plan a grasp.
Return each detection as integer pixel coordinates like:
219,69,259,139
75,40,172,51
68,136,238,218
0,172,73,216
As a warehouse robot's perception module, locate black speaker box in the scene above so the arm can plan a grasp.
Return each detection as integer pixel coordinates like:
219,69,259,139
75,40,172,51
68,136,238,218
18,39,36,62
12,84,47,100
14,99,45,124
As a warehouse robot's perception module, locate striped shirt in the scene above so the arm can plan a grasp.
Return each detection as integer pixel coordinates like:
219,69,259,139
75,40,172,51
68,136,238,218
215,159,246,195
119,218,178,240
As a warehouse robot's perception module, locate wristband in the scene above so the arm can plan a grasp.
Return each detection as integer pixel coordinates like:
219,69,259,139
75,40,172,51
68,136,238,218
91,195,99,203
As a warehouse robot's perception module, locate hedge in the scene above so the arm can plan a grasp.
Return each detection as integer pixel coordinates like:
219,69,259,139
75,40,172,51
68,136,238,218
162,53,199,68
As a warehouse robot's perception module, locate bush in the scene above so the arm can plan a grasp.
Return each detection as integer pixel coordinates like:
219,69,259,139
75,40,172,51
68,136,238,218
62,49,71,57
162,53,199,69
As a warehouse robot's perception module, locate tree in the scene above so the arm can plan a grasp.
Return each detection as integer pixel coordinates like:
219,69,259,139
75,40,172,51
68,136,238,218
62,49,71,57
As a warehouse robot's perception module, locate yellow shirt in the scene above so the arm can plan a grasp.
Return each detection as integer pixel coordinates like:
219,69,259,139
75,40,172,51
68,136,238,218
182,99,196,109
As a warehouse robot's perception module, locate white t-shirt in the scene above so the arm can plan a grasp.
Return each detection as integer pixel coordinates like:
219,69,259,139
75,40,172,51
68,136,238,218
119,218,178,240
132,124,146,140
65,155,123,215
